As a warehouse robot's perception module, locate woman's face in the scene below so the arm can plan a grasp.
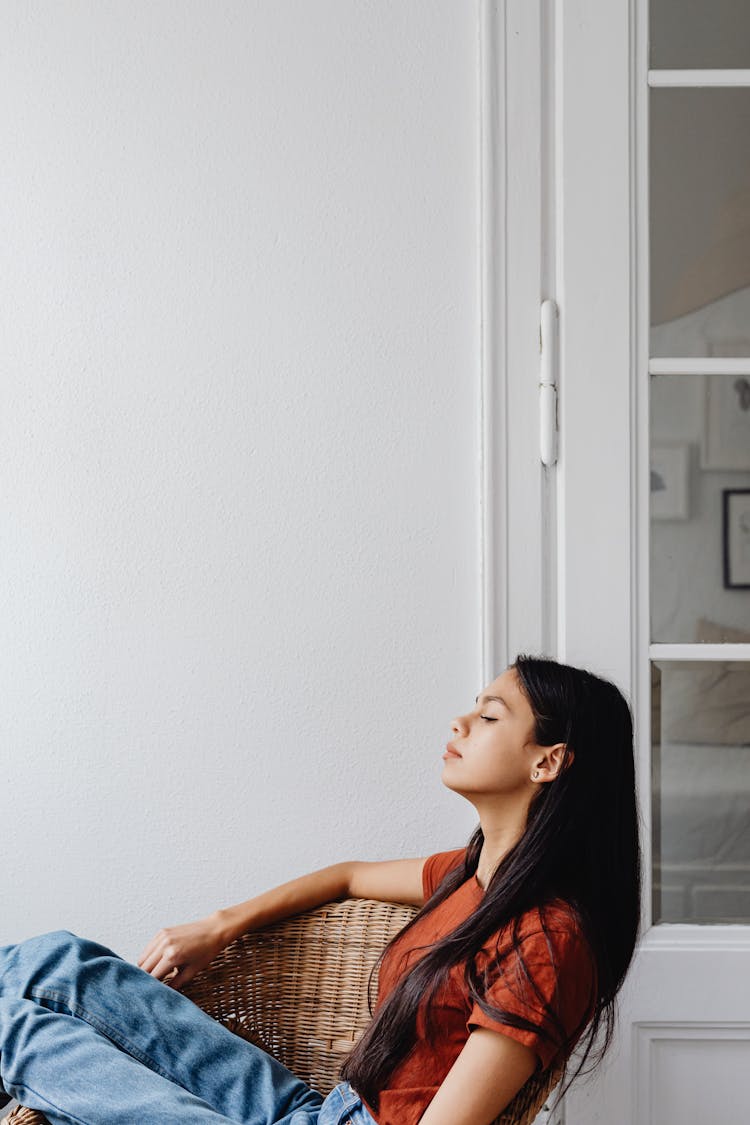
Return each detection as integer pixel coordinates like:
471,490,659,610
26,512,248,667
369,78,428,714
442,666,541,798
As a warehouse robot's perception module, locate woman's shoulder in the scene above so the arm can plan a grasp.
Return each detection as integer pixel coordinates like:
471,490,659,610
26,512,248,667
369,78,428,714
511,897,594,963
474,898,599,1070
422,847,467,899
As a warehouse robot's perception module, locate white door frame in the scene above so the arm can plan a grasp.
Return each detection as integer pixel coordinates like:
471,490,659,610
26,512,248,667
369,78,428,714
480,0,634,695
479,0,548,683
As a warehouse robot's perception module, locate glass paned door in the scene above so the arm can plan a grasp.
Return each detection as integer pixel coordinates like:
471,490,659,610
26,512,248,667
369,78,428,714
550,0,750,1117
649,17,750,923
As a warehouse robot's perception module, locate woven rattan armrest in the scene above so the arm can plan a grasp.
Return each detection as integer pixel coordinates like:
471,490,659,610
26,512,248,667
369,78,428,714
2,899,561,1125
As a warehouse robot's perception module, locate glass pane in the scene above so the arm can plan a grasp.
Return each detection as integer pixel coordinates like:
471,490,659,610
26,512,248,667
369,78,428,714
650,88,750,357
651,1,750,69
652,660,750,923
650,375,750,641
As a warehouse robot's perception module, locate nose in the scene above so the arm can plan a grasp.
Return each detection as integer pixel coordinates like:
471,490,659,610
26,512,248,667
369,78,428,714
451,713,468,736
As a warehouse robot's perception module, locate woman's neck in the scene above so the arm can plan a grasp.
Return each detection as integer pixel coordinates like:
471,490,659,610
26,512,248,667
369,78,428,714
474,807,529,888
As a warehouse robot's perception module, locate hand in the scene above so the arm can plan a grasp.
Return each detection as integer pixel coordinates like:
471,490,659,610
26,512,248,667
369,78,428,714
136,914,229,991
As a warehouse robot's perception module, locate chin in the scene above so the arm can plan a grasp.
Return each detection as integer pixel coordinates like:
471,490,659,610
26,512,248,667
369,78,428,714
441,770,466,796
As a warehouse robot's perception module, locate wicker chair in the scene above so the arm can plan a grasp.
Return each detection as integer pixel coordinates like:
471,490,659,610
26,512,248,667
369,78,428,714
2,899,561,1125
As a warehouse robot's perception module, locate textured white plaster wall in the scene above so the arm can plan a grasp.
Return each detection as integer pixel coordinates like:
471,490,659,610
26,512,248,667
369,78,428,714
0,0,481,959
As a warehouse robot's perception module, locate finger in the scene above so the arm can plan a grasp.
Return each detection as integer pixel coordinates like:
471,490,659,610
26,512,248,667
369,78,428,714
136,943,153,968
166,967,189,990
137,935,166,969
136,945,157,970
138,947,167,976
147,954,178,982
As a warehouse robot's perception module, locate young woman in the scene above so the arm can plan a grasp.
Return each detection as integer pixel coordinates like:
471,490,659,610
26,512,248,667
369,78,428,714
0,654,641,1125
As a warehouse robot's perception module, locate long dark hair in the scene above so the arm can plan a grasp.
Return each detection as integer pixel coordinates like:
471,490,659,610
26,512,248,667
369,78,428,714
340,654,641,1111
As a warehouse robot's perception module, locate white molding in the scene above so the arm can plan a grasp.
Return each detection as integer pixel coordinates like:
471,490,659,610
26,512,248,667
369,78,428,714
479,0,546,680
649,643,750,661
639,926,750,953
504,0,545,666
555,0,632,680
542,0,559,660
636,1020,750,1030
649,69,750,87
634,1022,750,1124
633,0,652,937
650,358,750,375
478,0,508,684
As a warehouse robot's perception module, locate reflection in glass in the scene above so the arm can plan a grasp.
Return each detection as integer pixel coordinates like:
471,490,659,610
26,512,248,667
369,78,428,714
652,660,750,923
651,0,750,70
650,375,750,641
650,88,750,357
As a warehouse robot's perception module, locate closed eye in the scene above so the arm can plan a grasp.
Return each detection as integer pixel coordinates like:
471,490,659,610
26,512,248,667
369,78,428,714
480,716,498,722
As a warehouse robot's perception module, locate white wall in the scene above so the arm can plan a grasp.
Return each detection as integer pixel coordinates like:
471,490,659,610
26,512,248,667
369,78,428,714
1,0,481,959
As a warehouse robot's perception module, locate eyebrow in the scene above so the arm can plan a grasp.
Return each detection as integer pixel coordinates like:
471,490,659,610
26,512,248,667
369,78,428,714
475,693,513,713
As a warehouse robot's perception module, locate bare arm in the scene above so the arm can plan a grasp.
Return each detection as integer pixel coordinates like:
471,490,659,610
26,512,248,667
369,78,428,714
213,856,427,944
137,857,426,988
418,1029,538,1125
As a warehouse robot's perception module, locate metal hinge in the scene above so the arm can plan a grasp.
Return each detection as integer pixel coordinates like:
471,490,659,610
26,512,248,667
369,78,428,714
540,299,559,466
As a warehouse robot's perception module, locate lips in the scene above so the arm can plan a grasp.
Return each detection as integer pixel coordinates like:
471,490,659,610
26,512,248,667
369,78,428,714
443,744,462,759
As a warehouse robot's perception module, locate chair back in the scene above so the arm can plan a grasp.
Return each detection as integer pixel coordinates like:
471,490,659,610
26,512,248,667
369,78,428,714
183,897,563,1125
185,897,416,1093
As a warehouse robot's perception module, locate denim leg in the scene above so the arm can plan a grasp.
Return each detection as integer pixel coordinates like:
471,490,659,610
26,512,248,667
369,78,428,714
0,994,238,1125
0,930,324,1125
317,1083,377,1125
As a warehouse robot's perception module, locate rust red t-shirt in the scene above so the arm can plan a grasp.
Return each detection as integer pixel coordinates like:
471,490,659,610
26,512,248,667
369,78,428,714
360,848,597,1125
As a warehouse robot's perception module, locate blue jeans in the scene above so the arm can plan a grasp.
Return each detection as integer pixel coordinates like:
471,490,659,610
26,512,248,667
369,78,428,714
0,930,377,1125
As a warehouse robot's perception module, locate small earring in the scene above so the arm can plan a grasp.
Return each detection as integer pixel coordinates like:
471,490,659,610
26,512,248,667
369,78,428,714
532,770,540,780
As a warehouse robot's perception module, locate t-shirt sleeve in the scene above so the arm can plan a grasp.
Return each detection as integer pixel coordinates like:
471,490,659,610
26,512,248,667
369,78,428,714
467,922,597,1071
421,848,466,900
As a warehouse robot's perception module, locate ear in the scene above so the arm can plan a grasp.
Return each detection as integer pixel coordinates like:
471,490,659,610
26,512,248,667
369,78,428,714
532,743,573,783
